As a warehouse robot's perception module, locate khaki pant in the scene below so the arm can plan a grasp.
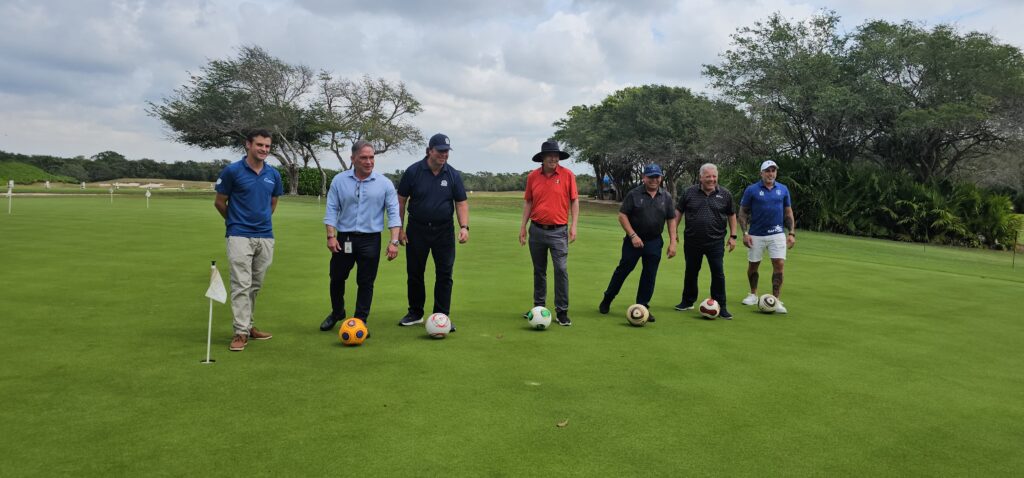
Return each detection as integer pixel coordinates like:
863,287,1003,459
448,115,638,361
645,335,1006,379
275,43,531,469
226,236,275,335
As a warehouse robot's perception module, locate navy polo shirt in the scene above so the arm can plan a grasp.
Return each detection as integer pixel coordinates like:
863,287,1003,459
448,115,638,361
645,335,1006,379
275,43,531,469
740,181,791,236
620,186,675,241
676,184,734,245
397,158,467,224
215,157,284,238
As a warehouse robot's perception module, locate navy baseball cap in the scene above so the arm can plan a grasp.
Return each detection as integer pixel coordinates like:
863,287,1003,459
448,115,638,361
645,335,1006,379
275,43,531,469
428,133,452,151
643,164,663,177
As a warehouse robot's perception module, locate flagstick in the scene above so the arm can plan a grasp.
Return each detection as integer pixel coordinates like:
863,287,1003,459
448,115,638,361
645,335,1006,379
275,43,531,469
6,192,10,215
201,260,217,364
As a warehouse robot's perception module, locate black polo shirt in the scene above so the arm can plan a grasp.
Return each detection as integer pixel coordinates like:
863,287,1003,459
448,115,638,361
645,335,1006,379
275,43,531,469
397,158,468,224
620,186,675,241
676,184,734,245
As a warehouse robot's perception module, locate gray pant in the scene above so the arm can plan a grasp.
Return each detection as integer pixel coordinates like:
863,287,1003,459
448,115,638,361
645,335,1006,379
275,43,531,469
226,236,275,335
528,223,569,312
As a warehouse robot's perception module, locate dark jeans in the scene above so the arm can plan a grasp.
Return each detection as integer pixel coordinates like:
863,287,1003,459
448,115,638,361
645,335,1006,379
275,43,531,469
604,236,663,306
682,240,727,309
330,233,381,321
406,220,456,317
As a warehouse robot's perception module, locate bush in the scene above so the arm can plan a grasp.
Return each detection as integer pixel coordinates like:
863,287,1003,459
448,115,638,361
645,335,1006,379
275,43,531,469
277,166,341,196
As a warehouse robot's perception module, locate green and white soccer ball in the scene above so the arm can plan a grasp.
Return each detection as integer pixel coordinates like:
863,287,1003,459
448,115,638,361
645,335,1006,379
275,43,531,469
528,306,552,330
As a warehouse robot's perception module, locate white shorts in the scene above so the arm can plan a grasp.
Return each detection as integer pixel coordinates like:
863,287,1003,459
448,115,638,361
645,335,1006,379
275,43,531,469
748,233,787,262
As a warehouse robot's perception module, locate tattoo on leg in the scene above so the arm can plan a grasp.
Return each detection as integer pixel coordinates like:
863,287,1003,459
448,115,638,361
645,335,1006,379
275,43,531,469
772,272,783,297
749,271,759,291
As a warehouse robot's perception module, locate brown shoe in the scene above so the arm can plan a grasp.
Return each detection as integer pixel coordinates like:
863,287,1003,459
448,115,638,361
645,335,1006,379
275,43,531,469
249,327,272,340
229,334,247,351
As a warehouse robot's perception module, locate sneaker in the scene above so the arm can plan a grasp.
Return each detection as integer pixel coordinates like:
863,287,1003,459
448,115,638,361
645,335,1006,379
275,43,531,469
320,310,344,331
775,301,788,314
741,293,758,306
647,313,656,323
522,310,531,320
719,310,733,320
248,327,272,340
598,296,612,314
556,310,572,326
450,322,456,333
229,334,247,351
674,303,694,311
398,313,423,326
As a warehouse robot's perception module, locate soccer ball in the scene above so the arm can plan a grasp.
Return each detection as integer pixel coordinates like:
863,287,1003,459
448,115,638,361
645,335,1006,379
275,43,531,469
757,294,778,313
698,298,721,319
338,318,368,346
626,304,649,327
528,306,552,330
425,313,452,339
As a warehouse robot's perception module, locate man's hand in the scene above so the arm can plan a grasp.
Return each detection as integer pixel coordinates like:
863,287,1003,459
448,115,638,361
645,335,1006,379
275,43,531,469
787,234,796,249
399,228,408,245
667,241,677,258
726,237,736,252
386,243,399,261
744,233,754,248
630,235,643,248
327,237,341,253
458,228,469,244
519,226,527,246
569,225,577,243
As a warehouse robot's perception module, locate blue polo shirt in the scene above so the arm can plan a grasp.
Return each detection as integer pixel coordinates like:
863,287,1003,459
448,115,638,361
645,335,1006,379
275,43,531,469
215,157,284,238
323,169,401,233
397,158,467,224
740,180,791,236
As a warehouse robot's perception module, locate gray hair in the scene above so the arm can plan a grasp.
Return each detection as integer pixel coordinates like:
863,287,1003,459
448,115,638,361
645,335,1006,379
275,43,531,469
699,163,718,177
351,140,375,155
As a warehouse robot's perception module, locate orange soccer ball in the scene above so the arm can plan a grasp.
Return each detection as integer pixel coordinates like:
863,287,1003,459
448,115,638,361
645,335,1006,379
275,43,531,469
338,318,368,346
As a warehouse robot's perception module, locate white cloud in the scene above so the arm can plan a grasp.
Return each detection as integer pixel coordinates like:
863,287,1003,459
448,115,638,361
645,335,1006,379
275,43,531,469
483,137,521,155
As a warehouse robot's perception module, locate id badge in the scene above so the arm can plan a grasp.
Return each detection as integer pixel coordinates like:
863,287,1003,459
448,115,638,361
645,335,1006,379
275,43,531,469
343,241,353,254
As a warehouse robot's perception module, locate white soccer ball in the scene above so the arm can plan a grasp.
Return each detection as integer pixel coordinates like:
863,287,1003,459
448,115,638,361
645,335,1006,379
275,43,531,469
757,294,778,313
425,313,452,339
626,304,649,327
698,298,721,319
528,306,552,330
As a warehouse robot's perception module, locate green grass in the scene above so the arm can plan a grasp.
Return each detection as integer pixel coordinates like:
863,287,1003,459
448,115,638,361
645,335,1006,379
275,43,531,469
0,161,75,184
1,193,1022,476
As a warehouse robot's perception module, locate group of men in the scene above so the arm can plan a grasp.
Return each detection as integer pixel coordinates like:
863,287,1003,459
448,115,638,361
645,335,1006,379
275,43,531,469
214,129,794,352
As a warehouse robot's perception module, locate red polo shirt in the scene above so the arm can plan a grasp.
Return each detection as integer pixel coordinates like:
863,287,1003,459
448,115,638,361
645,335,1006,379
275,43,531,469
524,165,578,225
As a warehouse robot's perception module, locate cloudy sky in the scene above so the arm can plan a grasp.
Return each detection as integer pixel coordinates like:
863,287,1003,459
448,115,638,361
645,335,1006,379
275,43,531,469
1,0,1022,175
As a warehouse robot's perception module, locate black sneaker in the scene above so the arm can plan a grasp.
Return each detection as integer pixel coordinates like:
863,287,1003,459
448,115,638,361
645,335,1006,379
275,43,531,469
556,310,572,326
320,311,344,331
674,303,693,311
719,310,733,320
598,296,612,314
647,313,656,323
450,322,456,333
398,313,423,326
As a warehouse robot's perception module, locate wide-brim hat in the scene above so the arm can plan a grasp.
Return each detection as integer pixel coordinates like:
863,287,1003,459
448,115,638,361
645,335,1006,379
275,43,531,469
532,140,570,162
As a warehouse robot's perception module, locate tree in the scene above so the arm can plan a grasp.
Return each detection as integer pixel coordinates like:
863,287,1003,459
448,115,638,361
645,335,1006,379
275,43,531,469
149,46,423,195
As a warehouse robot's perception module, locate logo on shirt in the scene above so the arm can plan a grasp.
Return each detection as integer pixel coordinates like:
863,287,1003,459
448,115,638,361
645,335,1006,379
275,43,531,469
759,191,764,196
216,178,222,185
441,180,448,187
263,178,275,185
776,190,781,196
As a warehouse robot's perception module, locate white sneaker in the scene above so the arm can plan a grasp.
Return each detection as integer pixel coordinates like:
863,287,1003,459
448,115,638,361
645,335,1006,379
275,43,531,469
775,301,788,314
741,293,758,306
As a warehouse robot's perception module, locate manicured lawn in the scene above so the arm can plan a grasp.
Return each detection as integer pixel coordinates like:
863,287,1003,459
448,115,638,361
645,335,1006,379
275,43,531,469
1,193,1022,476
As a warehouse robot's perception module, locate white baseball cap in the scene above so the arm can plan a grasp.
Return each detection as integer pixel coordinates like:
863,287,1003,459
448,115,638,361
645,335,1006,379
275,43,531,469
760,160,778,171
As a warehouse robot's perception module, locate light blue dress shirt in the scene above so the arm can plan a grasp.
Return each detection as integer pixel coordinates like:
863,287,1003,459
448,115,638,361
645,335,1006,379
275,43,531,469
324,170,401,233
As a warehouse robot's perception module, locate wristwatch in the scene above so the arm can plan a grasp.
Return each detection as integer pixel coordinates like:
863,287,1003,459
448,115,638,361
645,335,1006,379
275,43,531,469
730,235,737,239
390,239,401,246
460,225,469,230
327,235,336,240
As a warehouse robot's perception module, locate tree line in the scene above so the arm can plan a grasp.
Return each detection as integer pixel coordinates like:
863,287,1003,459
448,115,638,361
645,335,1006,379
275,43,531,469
553,11,1024,248
0,150,229,182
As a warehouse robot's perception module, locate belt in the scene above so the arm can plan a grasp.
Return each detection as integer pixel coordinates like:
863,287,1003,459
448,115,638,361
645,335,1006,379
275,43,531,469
340,231,374,237
532,221,567,230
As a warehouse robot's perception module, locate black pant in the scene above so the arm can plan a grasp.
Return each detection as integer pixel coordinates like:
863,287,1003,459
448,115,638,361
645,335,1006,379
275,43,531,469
681,240,727,309
604,236,663,306
330,233,381,321
405,220,456,317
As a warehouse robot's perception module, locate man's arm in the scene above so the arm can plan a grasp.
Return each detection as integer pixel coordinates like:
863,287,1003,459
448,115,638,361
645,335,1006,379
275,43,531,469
726,213,737,252
568,197,580,243
739,205,753,247
618,212,642,248
214,193,229,219
270,196,278,214
455,200,469,244
784,206,796,248
519,200,533,246
667,214,678,258
398,195,408,244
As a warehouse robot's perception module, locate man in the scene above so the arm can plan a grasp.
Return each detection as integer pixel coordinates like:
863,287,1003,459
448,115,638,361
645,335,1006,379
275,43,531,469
519,140,579,326
673,163,738,319
738,160,795,314
599,164,678,322
396,133,469,330
319,140,402,332
214,129,284,351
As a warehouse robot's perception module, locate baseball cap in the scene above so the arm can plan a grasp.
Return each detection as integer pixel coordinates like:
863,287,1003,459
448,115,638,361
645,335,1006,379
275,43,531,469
643,164,664,177
428,133,452,151
760,160,778,171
